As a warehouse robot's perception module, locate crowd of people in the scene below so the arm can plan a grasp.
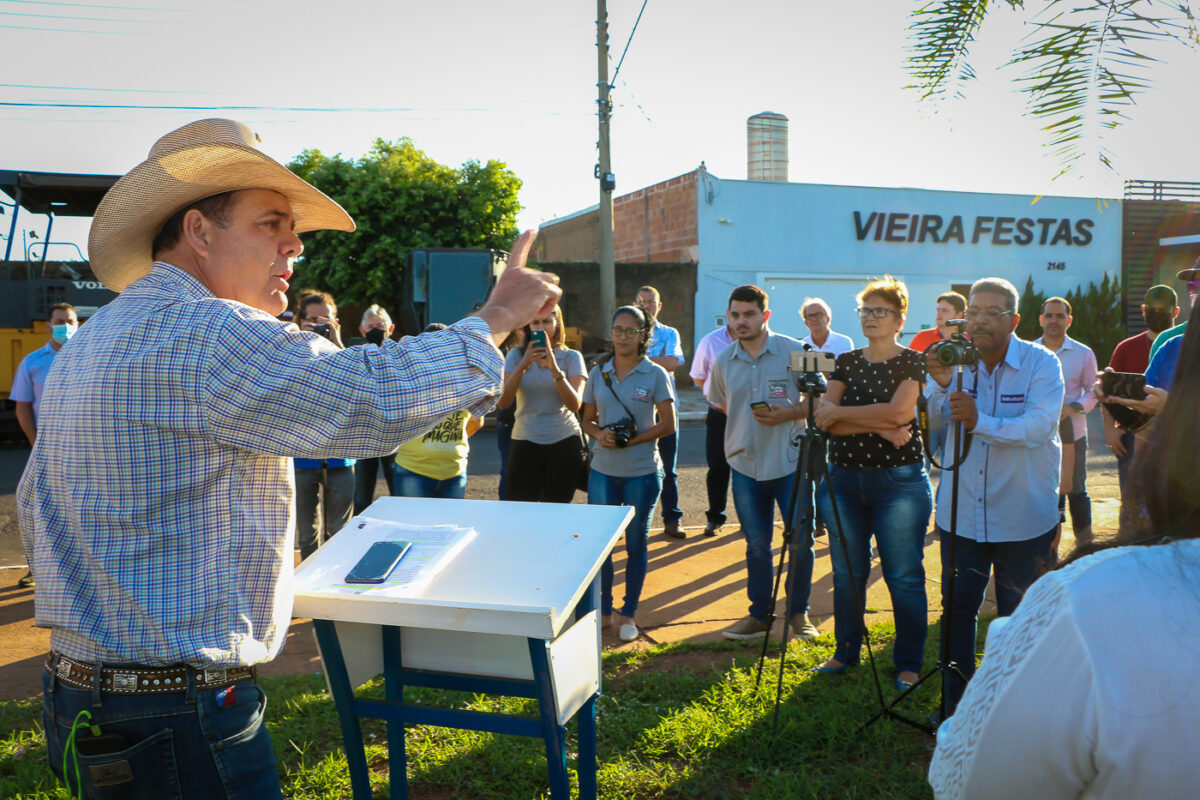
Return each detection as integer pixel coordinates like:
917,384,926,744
11,117,1198,798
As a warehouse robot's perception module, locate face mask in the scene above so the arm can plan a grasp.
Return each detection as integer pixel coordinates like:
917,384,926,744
364,328,386,347
1145,309,1173,334
51,323,77,345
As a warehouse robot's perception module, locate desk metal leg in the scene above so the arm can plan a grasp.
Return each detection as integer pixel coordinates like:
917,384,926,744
528,638,569,800
382,625,408,800
574,577,600,800
312,619,373,800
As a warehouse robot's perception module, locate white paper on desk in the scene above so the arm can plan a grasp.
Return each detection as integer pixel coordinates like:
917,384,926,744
301,517,477,598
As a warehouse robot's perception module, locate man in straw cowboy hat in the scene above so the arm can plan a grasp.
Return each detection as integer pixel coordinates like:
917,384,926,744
18,118,559,798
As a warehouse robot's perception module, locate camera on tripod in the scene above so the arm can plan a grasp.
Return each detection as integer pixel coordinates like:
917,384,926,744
604,417,638,448
928,319,977,367
789,349,836,394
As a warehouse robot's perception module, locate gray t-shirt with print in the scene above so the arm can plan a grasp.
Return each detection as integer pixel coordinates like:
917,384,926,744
582,357,673,477
505,347,586,445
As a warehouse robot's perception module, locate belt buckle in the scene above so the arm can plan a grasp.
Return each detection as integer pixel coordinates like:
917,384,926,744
203,668,228,685
113,672,138,692
56,659,72,681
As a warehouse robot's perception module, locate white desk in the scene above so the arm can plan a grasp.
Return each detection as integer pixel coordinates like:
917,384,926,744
293,497,632,800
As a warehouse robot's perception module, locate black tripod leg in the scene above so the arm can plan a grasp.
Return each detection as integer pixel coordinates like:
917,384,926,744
754,430,808,689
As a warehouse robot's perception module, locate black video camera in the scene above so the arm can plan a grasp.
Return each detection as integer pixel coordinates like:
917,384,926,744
928,319,977,367
604,417,638,448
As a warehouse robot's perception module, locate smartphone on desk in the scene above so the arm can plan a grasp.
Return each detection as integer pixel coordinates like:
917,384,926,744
345,540,412,584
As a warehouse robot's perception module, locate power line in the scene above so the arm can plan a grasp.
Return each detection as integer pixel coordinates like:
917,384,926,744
0,22,149,33
0,9,178,22
0,100,567,115
609,0,648,87
0,81,231,94
0,0,196,11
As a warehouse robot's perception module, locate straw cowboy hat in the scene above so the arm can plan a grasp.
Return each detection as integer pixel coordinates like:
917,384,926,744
88,118,355,292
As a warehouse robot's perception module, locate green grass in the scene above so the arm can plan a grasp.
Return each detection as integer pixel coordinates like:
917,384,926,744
1,624,958,799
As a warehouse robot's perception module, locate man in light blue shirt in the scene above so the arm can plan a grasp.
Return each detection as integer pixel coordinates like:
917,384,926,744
10,301,78,588
636,286,687,538
925,277,1064,717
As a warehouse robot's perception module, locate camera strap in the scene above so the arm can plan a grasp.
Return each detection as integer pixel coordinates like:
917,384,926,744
601,368,639,422
918,368,976,471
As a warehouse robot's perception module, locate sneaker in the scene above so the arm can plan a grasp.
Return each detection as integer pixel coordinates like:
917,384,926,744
722,615,771,640
663,521,686,539
703,521,723,537
17,571,34,589
617,616,639,642
786,613,820,641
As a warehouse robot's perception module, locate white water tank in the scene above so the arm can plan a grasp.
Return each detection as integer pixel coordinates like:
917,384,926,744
747,112,788,181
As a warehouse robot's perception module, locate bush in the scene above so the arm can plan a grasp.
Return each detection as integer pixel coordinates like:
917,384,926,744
1015,274,1125,365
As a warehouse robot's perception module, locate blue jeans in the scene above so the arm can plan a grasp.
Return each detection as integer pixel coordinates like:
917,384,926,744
42,669,282,799
939,526,1057,715
656,431,682,523
392,463,467,499
816,462,931,673
730,469,814,622
353,457,395,514
589,469,663,617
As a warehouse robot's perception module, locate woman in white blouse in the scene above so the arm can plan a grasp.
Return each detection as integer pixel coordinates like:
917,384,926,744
929,314,1200,799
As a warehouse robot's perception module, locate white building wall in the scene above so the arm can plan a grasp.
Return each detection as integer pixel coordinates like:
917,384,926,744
692,178,1121,347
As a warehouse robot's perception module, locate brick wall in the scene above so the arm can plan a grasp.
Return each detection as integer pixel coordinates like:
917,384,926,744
536,170,700,264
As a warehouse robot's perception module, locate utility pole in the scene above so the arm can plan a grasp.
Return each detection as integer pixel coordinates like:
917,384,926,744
596,0,616,333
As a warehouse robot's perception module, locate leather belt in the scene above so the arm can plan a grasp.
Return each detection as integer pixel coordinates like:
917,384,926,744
46,652,256,695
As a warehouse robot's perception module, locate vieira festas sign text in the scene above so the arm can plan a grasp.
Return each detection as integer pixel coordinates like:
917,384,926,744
854,211,1094,247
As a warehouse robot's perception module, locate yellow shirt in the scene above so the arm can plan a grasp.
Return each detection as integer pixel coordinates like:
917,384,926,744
393,409,470,480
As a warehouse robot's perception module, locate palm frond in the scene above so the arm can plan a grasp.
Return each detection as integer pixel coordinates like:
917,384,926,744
906,0,1002,101
1009,0,1194,175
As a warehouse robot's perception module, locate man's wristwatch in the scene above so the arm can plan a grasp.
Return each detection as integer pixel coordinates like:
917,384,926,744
1069,401,1084,415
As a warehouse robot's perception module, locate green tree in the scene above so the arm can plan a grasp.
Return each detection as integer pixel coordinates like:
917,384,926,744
287,138,522,308
1016,273,1125,364
908,1,1198,175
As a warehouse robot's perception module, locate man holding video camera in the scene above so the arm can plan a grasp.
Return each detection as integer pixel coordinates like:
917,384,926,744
925,277,1064,717
707,284,819,641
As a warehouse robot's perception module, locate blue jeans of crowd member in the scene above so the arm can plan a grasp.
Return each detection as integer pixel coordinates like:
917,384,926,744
42,669,282,799
392,463,467,499
730,468,814,622
590,469,663,617
656,432,682,523
816,462,932,674
353,457,395,514
939,525,1057,716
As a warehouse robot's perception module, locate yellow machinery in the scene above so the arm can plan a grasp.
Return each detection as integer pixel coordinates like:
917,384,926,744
1,322,49,401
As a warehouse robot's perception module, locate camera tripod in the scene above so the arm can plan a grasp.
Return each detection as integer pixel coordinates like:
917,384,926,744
753,360,975,737
861,362,974,734
753,366,904,734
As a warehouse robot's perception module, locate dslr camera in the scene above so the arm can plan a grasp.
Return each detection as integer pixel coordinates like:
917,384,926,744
929,319,977,367
604,417,638,448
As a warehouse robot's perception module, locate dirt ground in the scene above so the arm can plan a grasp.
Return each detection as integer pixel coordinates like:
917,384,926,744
0,410,1119,701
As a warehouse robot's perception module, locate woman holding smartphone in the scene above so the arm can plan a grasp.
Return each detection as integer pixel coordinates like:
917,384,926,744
497,305,587,503
580,306,676,641
812,276,931,691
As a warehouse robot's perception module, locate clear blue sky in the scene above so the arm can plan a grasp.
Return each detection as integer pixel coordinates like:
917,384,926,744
3,0,1198,259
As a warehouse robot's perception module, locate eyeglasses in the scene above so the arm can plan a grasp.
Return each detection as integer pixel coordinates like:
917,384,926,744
856,307,897,319
611,326,642,339
803,311,828,320
964,307,1015,321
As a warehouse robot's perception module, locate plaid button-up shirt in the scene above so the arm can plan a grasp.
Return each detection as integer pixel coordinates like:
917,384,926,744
19,263,503,667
